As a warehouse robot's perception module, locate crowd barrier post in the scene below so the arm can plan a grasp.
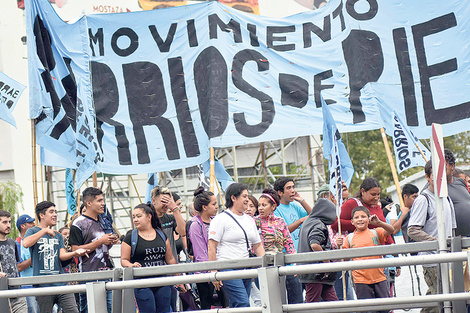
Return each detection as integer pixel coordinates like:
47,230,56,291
0,277,10,310
112,268,123,313
86,281,107,313
272,252,287,305
450,236,467,312
258,267,283,313
122,267,136,313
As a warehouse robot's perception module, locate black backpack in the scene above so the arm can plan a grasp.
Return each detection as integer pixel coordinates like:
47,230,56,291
185,220,193,257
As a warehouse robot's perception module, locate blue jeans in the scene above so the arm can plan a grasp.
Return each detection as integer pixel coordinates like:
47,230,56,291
222,269,252,307
26,295,39,313
285,275,303,304
134,286,171,313
79,290,112,313
334,271,355,300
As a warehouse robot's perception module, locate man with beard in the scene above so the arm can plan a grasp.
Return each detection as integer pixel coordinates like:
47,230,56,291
0,210,27,313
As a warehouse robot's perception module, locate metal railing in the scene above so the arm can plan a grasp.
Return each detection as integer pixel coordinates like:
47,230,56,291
1,237,470,313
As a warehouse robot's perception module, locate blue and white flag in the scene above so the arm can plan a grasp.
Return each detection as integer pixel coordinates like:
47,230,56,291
202,158,234,192
27,0,470,176
0,71,26,128
197,165,211,192
391,110,431,173
322,97,354,206
65,168,76,215
145,172,157,203
74,79,103,187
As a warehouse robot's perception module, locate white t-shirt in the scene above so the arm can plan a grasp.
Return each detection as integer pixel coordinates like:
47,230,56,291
208,209,261,261
386,205,398,221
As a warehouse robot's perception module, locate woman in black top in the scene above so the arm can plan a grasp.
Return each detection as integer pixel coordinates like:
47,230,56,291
121,203,178,313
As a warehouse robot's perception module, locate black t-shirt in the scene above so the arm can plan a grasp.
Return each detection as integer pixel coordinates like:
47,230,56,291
69,215,114,272
160,214,178,260
123,231,167,267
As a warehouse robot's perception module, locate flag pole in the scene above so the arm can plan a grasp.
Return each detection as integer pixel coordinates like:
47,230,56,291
210,148,215,193
92,172,98,187
380,128,405,208
335,167,347,300
129,174,143,204
31,120,39,209
415,142,428,162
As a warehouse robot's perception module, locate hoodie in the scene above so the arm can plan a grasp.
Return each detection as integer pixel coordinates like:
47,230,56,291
298,198,337,284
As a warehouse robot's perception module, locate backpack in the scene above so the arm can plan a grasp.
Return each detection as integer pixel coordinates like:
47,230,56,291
185,220,193,257
401,192,431,244
130,228,166,258
347,228,380,247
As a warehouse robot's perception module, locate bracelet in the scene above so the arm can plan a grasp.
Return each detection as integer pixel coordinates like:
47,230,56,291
170,206,179,213
299,199,305,204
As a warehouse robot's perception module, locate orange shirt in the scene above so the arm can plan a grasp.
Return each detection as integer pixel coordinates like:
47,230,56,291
343,227,387,284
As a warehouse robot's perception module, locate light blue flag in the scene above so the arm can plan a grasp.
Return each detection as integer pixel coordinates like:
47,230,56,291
202,158,234,191
322,97,354,203
0,71,26,128
391,110,431,173
75,79,103,187
329,129,344,208
145,173,157,203
65,168,76,215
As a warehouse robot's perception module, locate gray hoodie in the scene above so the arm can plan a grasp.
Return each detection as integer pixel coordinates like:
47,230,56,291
298,198,337,284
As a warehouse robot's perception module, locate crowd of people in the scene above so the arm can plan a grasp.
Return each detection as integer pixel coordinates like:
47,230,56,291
0,148,469,313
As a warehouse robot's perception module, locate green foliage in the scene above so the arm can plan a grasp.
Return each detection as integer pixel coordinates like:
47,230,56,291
0,181,24,240
334,130,470,197
444,131,470,165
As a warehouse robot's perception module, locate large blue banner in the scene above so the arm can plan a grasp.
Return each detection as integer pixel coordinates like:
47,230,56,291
26,0,470,178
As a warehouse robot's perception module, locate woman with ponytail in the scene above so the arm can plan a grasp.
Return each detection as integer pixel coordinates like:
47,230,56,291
121,203,178,313
188,186,228,309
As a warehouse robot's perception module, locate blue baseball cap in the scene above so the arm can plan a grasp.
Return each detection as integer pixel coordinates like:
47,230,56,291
16,214,35,230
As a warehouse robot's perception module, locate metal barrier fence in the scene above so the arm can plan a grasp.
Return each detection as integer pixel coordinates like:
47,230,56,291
1,237,470,312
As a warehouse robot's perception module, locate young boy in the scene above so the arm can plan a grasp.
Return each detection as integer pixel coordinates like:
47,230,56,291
340,206,394,312
23,201,88,313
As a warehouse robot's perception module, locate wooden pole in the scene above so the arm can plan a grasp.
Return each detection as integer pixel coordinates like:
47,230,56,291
307,136,316,204
210,148,215,193
46,166,52,202
92,172,98,187
415,142,428,162
31,120,38,209
76,190,81,215
40,165,45,202
333,166,347,300
260,143,267,188
129,175,143,204
380,128,405,208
